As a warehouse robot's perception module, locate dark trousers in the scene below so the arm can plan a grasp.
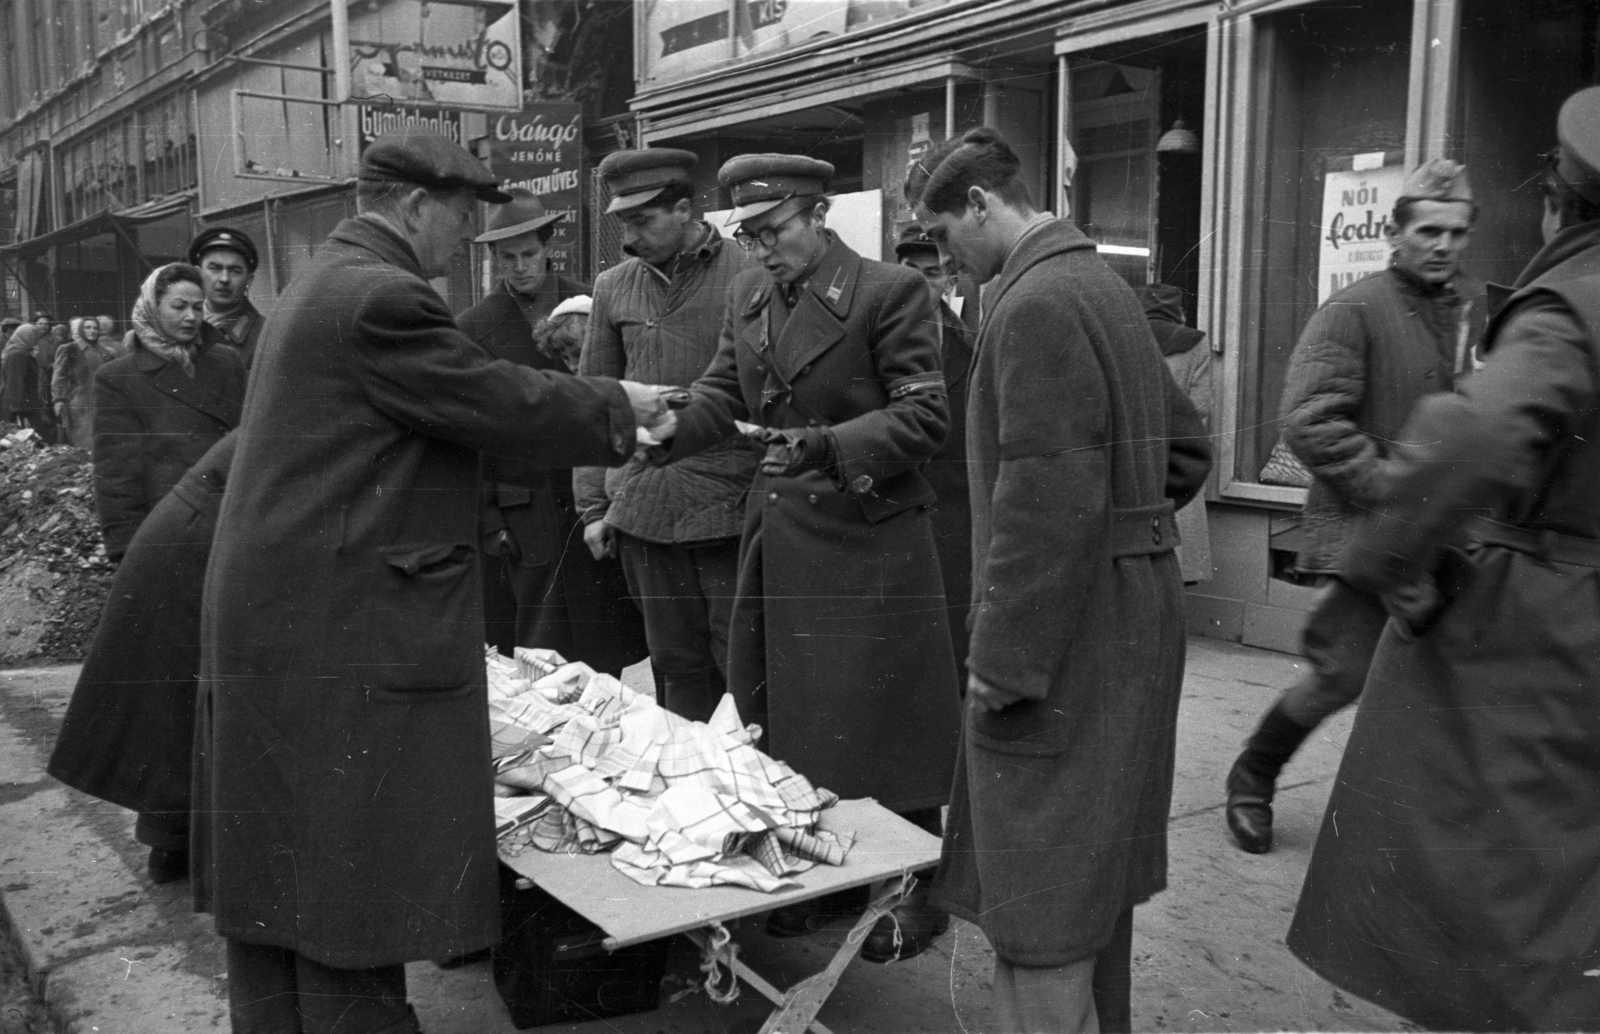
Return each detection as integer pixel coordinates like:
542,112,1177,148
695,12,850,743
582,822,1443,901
135,810,187,852
1277,576,1390,726
1091,906,1134,1033
616,533,739,723
226,939,419,1034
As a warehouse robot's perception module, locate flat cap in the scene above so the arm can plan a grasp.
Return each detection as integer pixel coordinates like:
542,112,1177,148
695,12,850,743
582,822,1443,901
188,226,260,271
893,224,939,259
1397,158,1473,205
360,132,512,204
1558,86,1600,205
718,154,834,224
599,148,697,214
475,188,563,243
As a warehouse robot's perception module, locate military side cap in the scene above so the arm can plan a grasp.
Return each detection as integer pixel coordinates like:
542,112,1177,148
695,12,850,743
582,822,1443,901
1397,158,1473,204
361,132,512,204
718,154,834,224
599,148,697,214
1558,86,1600,205
188,226,259,271
893,224,939,259
475,188,563,243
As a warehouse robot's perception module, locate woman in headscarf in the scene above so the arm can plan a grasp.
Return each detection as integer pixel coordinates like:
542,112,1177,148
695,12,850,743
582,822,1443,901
91,263,246,560
1,318,47,431
52,317,119,449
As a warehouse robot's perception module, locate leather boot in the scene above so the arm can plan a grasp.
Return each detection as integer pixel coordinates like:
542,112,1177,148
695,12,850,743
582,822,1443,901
1225,704,1314,854
147,847,189,884
765,885,870,938
861,878,948,963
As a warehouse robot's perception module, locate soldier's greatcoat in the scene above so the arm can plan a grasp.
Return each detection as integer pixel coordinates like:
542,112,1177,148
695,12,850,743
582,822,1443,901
194,215,634,968
663,232,961,813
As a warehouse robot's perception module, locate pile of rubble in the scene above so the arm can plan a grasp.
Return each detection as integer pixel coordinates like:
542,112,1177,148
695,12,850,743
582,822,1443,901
0,429,113,663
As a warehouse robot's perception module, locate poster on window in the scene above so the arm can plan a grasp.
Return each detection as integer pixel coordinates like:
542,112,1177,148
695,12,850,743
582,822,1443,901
1318,151,1406,304
487,104,584,276
337,0,523,113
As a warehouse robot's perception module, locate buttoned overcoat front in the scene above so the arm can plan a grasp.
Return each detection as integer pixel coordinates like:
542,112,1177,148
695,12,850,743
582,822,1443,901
194,216,634,969
664,233,961,813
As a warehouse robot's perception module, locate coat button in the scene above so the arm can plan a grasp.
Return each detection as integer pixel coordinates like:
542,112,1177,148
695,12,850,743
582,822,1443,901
851,474,873,494
768,491,779,503
755,364,766,373
1151,518,1162,544
807,493,819,505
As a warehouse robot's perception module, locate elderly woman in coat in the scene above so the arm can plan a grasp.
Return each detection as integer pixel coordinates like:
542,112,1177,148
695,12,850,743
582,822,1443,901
52,317,118,449
92,263,246,560
49,432,236,883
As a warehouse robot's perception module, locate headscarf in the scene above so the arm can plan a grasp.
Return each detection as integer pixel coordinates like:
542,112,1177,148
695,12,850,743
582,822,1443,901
131,264,199,377
69,317,93,346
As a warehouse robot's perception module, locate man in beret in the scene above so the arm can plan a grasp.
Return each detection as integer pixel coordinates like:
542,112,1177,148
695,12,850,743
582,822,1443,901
195,131,672,1033
1288,86,1600,1028
650,152,961,962
458,188,648,675
1224,157,1487,856
189,226,266,368
574,147,757,724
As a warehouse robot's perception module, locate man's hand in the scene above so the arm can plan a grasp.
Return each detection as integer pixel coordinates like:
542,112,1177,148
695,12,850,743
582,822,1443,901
583,521,616,560
1382,574,1442,639
967,672,1025,712
619,381,681,440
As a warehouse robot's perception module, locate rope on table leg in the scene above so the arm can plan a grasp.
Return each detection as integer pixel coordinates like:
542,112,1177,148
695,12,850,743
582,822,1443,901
698,921,742,1004
845,871,917,948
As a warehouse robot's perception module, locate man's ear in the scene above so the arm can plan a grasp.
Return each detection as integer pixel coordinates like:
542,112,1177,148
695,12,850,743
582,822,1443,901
673,198,693,222
397,186,430,226
966,185,989,220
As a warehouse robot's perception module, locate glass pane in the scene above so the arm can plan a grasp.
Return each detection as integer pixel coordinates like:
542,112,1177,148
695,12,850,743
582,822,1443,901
1240,0,1411,485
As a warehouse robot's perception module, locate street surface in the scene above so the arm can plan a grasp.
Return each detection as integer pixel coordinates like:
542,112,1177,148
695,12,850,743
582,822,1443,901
0,640,1414,1033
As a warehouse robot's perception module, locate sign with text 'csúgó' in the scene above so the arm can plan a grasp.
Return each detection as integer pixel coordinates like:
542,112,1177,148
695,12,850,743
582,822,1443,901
489,104,584,276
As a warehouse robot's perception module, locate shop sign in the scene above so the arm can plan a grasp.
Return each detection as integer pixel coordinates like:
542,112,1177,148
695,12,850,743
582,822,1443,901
642,0,869,82
357,106,464,152
336,0,522,113
1318,151,1405,304
487,104,585,276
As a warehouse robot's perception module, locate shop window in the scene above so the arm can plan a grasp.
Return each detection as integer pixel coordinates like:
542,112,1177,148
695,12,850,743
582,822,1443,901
1236,0,1411,487
1457,0,1600,290
272,192,354,291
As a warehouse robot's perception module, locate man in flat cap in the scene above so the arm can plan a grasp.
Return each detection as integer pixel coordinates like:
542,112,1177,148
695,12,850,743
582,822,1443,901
456,189,646,675
1287,85,1600,1028
649,152,961,961
194,131,671,1033
573,147,756,723
189,226,266,369
1224,156,1488,855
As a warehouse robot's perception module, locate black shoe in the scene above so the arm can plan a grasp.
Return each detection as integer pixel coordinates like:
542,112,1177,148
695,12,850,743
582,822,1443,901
147,847,189,884
1225,758,1275,854
861,885,949,963
765,886,869,938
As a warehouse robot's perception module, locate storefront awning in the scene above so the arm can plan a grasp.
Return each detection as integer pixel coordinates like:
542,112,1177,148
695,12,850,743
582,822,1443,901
0,192,194,259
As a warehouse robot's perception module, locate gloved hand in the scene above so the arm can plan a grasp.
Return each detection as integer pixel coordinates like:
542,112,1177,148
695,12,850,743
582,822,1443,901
1382,573,1441,641
749,426,836,478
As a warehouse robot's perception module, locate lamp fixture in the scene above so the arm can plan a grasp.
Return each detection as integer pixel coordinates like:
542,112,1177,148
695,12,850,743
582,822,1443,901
1156,119,1200,154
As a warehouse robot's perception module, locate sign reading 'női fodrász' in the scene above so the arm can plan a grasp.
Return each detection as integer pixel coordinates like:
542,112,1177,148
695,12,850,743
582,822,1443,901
489,104,584,275
1319,151,1406,304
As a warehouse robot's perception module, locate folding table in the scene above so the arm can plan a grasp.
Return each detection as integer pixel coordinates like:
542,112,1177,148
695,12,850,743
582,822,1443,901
498,798,942,1034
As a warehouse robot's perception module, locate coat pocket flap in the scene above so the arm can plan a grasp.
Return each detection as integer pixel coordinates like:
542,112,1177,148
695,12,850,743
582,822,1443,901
378,542,474,576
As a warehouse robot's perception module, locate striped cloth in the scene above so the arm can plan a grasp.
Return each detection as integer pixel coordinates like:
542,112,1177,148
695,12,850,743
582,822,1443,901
487,647,853,892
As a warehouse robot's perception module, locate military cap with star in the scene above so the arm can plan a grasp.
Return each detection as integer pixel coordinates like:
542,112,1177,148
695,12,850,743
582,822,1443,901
360,132,512,204
188,226,260,272
893,224,939,259
1397,158,1473,205
598,148,698,214
717,154,834,224
1558,85,1600,204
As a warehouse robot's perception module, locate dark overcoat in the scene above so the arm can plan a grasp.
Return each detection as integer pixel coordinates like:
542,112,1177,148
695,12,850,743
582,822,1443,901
1288,221,1600,1030
924,300,973,682
194,215,634,969
664,232,961,813
48,432,235,821
458,277,648,674
91,326,245,559
1,324,46,423
930,220,1212,967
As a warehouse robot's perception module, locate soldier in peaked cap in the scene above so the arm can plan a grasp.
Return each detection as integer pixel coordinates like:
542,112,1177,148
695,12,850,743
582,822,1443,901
647,153,961,962
1286,84,1600,1029
193,131,674,1032
188,226,266,369
1223,154,1488,857
573,147,757,726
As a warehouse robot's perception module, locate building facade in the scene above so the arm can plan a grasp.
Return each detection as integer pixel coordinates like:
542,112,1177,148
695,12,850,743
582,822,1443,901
625,0,1597,652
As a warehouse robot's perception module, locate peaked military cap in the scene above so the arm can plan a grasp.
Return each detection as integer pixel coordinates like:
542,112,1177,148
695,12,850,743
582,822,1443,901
360,132,512,204
599,148,697,214
474,188,563,243
718,154,834,225
1558,86,1600,205
893,224,939,259
188,226,260,272
1397,158,1473,205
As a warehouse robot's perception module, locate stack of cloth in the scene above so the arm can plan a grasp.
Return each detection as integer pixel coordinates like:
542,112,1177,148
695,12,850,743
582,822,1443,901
487,648,854,892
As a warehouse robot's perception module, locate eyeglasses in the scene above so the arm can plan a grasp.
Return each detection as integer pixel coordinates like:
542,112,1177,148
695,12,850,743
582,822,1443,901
733,207,805,251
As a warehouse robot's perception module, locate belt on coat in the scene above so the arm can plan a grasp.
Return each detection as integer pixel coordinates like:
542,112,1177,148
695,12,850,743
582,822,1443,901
1109,501,1179,558
1470,517,1600,569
